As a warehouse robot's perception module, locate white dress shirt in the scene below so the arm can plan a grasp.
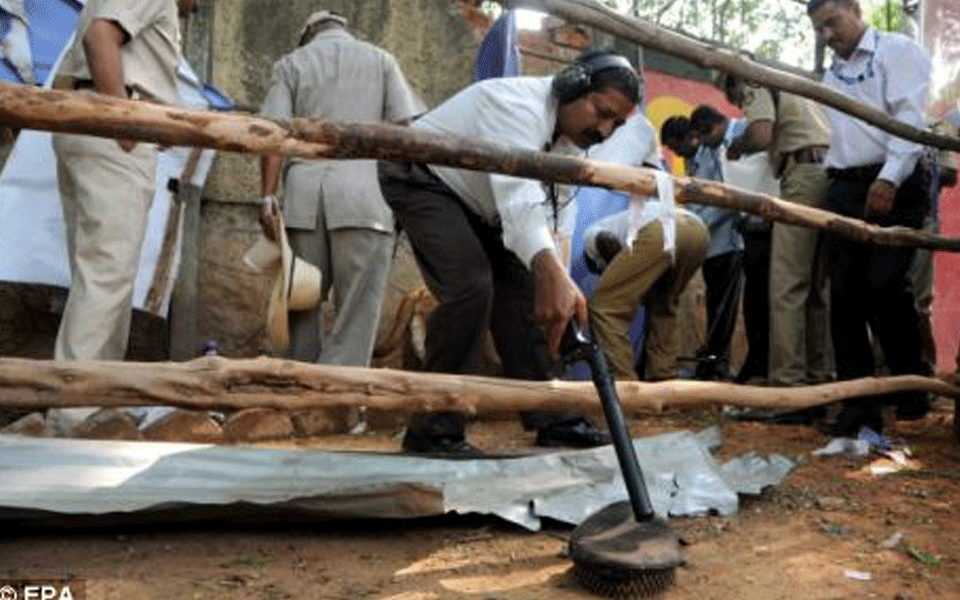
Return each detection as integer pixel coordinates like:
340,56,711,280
413,77,582,268
822,27,931,187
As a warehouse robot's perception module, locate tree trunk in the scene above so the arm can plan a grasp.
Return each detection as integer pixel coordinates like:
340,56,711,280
0,356,956,415
1,82,958,252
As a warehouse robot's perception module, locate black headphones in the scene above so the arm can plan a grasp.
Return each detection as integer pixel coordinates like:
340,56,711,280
551,53,637,103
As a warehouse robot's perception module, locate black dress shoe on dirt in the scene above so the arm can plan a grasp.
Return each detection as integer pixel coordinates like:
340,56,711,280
401,434,485,458
894,394,932,421
535,420,611,448
817,403,882,438
730,406,825,426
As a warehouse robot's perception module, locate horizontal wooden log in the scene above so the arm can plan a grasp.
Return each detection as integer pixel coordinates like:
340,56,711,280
514,0,960,152
0,356,956,415
0,83,958,252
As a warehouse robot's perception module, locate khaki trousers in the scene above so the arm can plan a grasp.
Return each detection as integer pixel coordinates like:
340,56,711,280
287,225,394,366
908,214,937,371
768,160,832,385
53,133,156,360
590,211,709,380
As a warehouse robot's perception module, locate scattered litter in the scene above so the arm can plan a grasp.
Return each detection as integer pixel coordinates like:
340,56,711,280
857,426,893,451
905,546,941,567
812,437,870,457
819,520,850,536
881,532,904,549
843,569,872,581
854,452,922,479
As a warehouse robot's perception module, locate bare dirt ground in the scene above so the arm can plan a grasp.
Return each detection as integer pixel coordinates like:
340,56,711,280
2,403,958,600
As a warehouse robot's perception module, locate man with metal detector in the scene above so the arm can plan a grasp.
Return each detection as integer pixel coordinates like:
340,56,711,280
377,50,640,456
808,0,934,435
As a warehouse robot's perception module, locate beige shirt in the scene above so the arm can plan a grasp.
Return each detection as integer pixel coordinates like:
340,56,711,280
741,85,830,166
58,0,180,105
260,28,419,231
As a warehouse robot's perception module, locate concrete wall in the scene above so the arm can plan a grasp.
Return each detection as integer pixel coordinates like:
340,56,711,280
186,0,486,360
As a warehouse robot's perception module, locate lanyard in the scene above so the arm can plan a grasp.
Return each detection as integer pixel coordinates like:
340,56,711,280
830,30,878,85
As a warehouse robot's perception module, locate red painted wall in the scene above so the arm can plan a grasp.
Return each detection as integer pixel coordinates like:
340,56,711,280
934,183,960,371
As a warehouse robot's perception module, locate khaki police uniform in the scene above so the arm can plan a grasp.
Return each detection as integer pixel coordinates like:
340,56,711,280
260,27,419,366
52,0,180,360
742,85,833,385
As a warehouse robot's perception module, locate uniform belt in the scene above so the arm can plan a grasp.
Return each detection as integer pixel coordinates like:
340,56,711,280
778,145,827,176
825,163,884,182
52,76,137,98
72,79,135,98
788,145,827,164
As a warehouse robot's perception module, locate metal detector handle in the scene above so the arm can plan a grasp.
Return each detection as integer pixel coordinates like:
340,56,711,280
561,320,655,522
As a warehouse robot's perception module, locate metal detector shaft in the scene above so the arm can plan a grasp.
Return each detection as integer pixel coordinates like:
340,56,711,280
562,322,655,522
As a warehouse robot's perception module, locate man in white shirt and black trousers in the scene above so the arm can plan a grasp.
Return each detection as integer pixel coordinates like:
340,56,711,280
378,50,640,455
808,0,934,435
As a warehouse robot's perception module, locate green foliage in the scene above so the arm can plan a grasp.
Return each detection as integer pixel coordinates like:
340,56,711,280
628,0,814,68
867,1,904,32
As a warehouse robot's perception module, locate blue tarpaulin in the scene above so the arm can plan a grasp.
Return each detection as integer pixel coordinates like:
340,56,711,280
473,9,520,81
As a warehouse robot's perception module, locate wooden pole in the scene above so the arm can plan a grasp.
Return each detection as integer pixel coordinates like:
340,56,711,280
512,0,960,152
1,83,959,252
0,356,956,414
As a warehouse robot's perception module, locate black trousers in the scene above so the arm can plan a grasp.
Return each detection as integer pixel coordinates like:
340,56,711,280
378,160,582,439
696,250,744,379
737,226,772,383
826,163,930,430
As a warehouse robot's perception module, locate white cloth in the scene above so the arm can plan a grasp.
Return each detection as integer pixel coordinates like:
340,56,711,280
0,0,34,84
0,61,217,316
583,113,679,262
822,27,931,186
589,110,660,166
413,77,583,268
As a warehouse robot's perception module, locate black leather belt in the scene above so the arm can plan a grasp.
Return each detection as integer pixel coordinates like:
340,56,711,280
778,145,827,175
789,145,827,164
73,79,134,98
825,164,884,182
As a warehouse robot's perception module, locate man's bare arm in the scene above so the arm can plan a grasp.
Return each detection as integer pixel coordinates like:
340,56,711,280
531,248,588,358
258,154,283,241
83,20,129,99
727,119,774,159
83,19,134,150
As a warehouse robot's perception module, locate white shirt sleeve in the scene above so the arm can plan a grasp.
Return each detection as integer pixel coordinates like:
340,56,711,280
472,87,559,267
879,36,931,186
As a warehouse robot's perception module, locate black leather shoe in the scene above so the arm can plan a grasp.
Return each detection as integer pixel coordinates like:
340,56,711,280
535,420,611,448
401,433,485,458
730,406,825,426
817,403,882,437
895,393,932,421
